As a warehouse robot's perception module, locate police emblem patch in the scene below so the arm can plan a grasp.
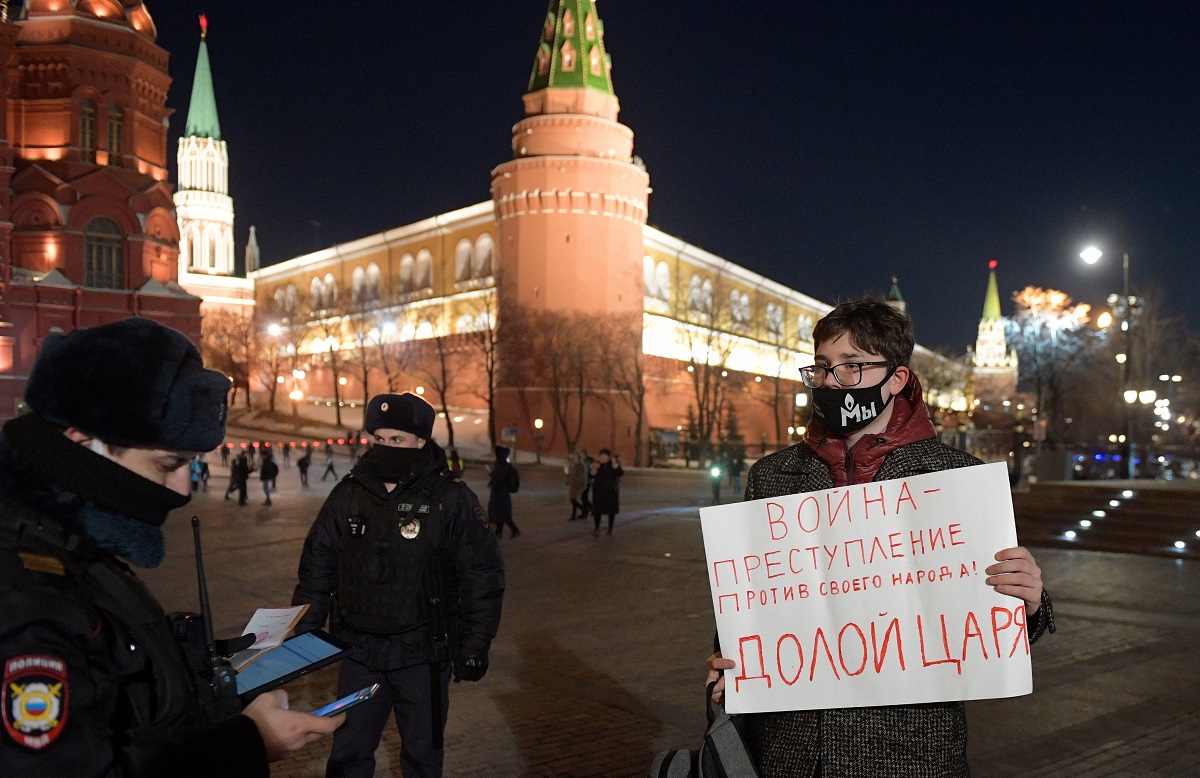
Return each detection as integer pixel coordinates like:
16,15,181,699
399,519,421,540
473,504,489,529
3,654,68,751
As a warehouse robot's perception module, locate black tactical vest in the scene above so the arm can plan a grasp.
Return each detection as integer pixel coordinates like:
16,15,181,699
336,471,454,635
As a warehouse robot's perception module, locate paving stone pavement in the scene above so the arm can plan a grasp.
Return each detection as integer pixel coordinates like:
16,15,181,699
139,452,1200,776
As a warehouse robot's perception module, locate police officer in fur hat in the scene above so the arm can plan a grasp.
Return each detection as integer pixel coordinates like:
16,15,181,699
0,318,343,776
292,392,504,778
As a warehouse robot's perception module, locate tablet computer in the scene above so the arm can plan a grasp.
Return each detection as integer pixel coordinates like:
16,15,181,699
235,629,351,703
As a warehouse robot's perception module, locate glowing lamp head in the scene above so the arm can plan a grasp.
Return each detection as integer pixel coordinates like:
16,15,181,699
1080,246,1103,265
710,467,721,478
199,14,208,39
988,259,998,270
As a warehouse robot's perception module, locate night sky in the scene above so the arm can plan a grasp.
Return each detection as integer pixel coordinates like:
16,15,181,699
150,2,1200,352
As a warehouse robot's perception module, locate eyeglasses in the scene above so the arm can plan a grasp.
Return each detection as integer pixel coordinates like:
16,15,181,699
799,361,892,388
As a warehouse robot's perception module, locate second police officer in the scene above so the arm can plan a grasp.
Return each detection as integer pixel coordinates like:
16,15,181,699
292,392,504,778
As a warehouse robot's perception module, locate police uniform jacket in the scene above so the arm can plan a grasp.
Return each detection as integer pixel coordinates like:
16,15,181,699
292,441,504,671
737,374,1054,778
0,440,268,777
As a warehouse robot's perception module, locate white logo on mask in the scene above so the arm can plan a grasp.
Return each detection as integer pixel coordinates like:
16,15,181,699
840,392,879,427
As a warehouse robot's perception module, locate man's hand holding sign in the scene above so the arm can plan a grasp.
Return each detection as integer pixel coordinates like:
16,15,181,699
702,462,1043,713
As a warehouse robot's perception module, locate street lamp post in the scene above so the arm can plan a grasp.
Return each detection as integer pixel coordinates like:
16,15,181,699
533,418,544,464
1081,247,1137,479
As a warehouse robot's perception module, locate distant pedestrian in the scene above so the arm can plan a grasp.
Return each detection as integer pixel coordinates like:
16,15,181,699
566,452,587,521
283,441,292,466
579,449,594,516
220,442,231,466
488,445,520,539
322,448,339,481
199,453,210,492
590,449,623,537
226,451,252,506
447,446,465,475
260,451,279,506
297,448,312,487
347,430,360,462
729,447,745,495
189,455,202,492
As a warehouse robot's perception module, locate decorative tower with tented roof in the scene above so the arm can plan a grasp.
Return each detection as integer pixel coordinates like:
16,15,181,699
971,260,1018,402
490,0,649,318
175,14,234,277
174,14,253,316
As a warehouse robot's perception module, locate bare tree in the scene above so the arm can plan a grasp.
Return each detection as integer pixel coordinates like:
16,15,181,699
601,312,650,465
202,308,256,408
420,326,463,448
673,268,739,461
343,297,383,405
463,291,500,446
527,309,599,455
1006,286,1103,446
310,309,349,428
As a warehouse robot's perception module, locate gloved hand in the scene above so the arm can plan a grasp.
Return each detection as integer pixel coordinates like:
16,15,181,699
453,652,488,683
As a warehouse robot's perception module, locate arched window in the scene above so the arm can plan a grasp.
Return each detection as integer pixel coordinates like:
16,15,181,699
797,314,815,345
83,217,123,289
416,249,433,290
473,233,494,277
285,284,297,314
561,40,576,72
366,263,381,302
415,321,435,340
455,239,473,282
701,279,714,314
589,45,603,76
456,314,475,333
323,273,337,308
399,253,415,293
351,266,366,304
80,99,96,163
311,277,323,310
766,303,785,336
688,274,704,312
106,104,123,165
654,261,671,302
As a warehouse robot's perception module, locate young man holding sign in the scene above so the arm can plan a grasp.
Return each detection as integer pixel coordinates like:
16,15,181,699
706,298,1054,777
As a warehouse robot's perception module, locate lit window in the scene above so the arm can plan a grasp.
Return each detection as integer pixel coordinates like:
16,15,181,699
399,253,415,293
83,218,123,289
654,261,671,302
366,263,381,301
561,40,576,72
106,104,123,165
536,44,551,75
311,277,323,310
562,8,575,37
323,273,337,308
80,99,96,163
455,238,473,282
585,13,596,40
473,233,494,277
589,45,602,76
416,249,433,290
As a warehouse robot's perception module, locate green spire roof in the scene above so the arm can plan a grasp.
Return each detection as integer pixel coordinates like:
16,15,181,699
184,28,221,140
888,275,904,302
982,261,1002,321
528,0,614,95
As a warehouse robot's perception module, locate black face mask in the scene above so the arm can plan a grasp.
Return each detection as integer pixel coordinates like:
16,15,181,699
366,444,425,482
811,367,898,435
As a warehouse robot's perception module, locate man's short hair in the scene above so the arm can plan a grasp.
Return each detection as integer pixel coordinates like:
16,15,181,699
812,298,915,367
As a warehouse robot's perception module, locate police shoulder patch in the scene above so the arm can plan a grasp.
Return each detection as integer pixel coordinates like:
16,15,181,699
3,654,69,750
473,504,489,529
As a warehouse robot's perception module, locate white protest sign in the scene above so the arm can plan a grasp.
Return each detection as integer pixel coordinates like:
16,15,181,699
700,461,1032,714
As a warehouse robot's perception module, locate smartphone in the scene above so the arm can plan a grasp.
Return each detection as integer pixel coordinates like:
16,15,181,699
312,683,380,717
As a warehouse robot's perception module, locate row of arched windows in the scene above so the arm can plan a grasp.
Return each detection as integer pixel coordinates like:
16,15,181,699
658,265,817,346
455,234,494,283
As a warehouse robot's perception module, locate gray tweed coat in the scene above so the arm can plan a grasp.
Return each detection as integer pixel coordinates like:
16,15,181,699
739,438,1044,778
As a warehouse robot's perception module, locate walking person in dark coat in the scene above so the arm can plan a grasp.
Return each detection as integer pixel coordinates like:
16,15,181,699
297,447,312,487
565,452,587,521
589,449,623,537
226,451,252,506
260,451,279,506
487,445,520,539
322,446,339,481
